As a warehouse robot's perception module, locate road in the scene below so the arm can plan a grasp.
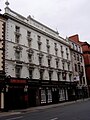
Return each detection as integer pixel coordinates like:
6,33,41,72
0,99,90,120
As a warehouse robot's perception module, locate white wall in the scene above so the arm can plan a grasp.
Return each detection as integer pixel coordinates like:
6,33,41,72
5,16,72,82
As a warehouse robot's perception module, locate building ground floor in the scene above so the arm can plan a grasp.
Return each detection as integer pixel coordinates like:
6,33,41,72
0,77,89,111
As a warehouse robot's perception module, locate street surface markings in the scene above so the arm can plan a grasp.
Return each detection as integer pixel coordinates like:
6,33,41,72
50,117,58,120
6,116,23,120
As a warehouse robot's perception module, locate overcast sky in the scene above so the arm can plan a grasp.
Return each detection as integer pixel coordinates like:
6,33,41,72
0,0,90,43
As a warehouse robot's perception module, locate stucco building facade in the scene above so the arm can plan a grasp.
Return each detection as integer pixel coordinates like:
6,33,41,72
0,3,88,110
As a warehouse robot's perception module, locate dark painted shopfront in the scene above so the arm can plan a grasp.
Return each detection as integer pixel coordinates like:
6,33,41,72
1,77,79,110
1,76,88,111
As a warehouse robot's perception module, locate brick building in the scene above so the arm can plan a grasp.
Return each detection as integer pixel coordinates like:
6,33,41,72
69,34,90,96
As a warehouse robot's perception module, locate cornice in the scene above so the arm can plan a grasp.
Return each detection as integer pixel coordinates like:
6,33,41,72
4,10,70,47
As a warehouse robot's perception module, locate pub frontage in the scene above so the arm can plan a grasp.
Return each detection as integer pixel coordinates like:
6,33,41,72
1,77,78,111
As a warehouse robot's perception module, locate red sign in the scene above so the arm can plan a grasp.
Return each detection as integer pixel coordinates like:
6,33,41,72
10,79,26,84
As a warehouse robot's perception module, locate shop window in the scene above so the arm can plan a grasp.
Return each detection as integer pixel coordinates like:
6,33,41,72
59,89,65,101
47,89,52,103
41,89,46,104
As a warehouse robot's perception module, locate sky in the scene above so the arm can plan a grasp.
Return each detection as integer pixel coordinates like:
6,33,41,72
0,0,90,43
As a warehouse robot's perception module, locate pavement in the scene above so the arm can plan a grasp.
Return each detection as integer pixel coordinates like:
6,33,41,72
0,98,90,117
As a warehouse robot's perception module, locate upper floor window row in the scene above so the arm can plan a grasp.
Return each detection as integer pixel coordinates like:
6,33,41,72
14,27,71,56
72,42,81,52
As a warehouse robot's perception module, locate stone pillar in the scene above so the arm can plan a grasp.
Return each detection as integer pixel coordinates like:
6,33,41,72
1,88,4,111
36,88,41,106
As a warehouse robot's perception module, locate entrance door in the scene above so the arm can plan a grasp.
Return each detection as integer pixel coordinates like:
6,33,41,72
28,88,36,107
4,88,26,110
52,89,59,104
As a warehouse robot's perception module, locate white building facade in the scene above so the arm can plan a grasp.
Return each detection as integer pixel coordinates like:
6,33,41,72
0,3,85,110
